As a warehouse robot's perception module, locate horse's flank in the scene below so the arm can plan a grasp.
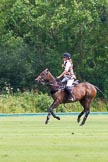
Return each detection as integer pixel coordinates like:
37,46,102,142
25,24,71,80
50,82,96,104
73,82,96,101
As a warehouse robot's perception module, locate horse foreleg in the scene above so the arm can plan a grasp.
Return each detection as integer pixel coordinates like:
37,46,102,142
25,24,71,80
51,110,60,120
80,110,90,126
45,100,60,124
45,111,51,124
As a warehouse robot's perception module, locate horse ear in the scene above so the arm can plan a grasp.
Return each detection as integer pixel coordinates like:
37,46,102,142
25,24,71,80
46,68,49,72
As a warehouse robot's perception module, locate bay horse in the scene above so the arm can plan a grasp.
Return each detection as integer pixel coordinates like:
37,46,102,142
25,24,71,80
35,68,97,126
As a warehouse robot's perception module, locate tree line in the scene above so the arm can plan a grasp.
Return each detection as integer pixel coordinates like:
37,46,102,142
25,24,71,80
0,0,108,97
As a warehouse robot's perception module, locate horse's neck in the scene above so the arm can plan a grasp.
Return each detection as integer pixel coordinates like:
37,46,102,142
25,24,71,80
48,72,55,81
48,72,58,86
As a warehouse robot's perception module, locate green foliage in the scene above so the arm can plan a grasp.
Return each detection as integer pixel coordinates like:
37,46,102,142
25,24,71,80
0,92,53,113
36,92,53,112
0,92,107,113
0,0,108,97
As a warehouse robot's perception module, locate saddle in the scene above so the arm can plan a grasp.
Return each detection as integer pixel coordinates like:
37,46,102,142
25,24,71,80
72,80,79,86
59,80,79,90
50,80,79,94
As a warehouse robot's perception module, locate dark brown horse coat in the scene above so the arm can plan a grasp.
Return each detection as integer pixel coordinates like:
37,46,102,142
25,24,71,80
52,82,96,103
35,68,97,126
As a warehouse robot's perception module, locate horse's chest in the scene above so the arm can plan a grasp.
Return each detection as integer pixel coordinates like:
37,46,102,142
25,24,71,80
51,90,64,101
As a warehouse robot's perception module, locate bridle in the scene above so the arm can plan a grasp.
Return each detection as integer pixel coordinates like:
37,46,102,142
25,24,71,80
36,71,65,93
38,71,49,84
39,71,58,86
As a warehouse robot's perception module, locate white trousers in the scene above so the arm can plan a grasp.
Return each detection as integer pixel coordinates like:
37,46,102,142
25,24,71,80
67,79,74,86
61,76,74,87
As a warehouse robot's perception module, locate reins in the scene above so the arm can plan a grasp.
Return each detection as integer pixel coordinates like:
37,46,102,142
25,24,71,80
42,78,65,91
37,69,65,90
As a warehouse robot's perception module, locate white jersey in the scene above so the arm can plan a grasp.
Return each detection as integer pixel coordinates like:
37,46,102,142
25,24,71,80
62,60,76,86
64,60,71,72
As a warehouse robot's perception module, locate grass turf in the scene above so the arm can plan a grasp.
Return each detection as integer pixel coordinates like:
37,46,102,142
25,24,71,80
0,114,107,162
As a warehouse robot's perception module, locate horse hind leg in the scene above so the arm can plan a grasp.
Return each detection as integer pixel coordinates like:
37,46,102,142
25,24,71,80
80,110,90,126
77,110,85,123
79,98,91,126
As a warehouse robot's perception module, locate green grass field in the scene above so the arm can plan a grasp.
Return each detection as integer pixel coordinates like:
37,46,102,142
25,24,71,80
0,115,108,162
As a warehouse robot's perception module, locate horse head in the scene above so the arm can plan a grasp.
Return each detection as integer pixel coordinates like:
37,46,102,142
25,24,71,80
35,68,49,84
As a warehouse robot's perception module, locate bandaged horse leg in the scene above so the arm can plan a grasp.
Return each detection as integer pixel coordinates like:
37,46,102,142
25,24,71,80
77,110,85,123
80,110,90,126
78,97,91,126
45,99,60,124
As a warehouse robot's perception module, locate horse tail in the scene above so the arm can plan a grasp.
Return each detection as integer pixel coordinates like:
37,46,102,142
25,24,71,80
95,86,104,97
94,86,108,104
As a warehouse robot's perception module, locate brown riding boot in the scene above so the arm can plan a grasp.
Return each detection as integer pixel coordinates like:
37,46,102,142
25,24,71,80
69,93,75,101
66,87,75,101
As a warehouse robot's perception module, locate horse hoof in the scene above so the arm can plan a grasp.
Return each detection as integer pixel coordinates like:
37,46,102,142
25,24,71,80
45,120,48,124
77,118,80,123
80,123,84,126
56,116,60,120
